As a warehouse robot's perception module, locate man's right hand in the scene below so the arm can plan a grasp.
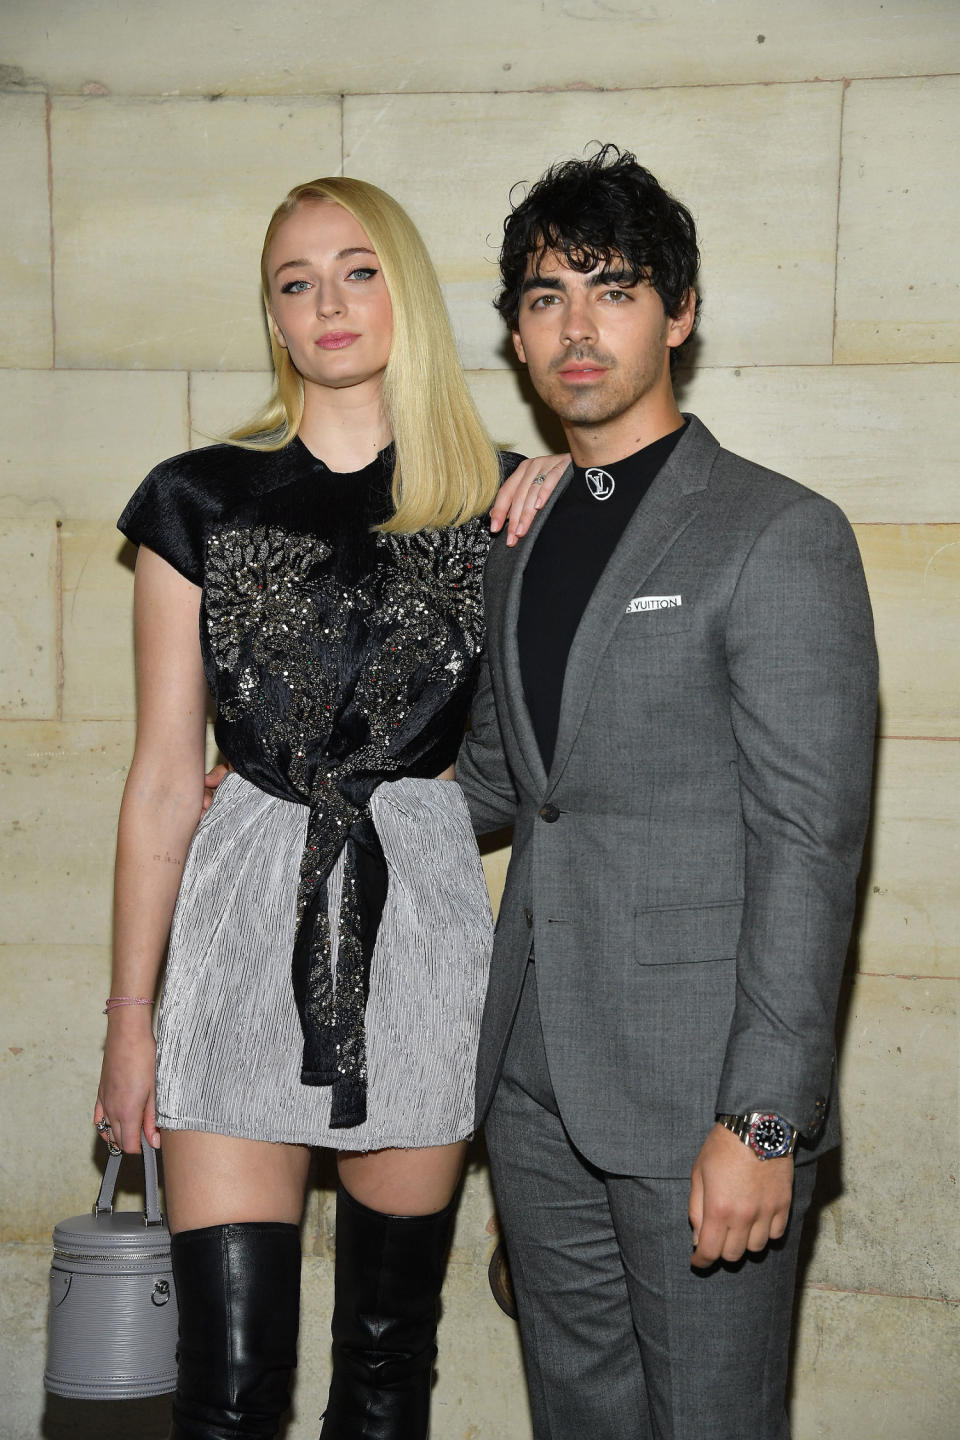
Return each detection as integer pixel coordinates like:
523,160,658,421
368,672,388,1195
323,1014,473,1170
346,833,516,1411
688,1123,794,1268
202,762,232,814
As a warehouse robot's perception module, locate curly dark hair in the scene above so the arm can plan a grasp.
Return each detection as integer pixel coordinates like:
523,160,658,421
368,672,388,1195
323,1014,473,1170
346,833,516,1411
495,144,701,370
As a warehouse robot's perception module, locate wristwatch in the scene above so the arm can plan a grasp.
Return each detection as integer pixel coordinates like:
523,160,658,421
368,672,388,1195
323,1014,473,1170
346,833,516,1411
716,1111,798,1160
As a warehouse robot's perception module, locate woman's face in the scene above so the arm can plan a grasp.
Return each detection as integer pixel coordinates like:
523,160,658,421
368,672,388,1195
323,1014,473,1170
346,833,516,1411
266,201,393,394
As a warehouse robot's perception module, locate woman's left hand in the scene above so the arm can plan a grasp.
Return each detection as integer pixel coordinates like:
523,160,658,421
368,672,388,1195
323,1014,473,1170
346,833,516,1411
490,454,570,547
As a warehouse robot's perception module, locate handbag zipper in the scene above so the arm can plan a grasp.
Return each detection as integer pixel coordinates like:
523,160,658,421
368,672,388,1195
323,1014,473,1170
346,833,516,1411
53,1248,171,1263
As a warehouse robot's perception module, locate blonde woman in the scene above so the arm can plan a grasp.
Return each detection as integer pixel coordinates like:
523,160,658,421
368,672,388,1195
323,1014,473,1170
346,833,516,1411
94,177,559,1439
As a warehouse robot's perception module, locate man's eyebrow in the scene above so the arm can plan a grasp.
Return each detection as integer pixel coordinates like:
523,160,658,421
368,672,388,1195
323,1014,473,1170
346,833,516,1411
273,246,376,279
520,274,565,296
590,266,640,287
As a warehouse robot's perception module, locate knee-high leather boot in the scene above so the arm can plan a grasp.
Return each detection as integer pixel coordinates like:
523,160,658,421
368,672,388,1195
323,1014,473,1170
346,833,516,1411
318,1186,457,1440
170,1221,301,1439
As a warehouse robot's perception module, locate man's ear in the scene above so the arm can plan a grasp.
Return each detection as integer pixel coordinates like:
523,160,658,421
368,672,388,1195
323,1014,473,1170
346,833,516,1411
512,329,527,365
666,289,697,350
269,312,288,350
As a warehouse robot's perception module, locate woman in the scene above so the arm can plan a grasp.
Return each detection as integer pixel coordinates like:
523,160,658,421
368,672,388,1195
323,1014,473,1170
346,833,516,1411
94,176,562,1439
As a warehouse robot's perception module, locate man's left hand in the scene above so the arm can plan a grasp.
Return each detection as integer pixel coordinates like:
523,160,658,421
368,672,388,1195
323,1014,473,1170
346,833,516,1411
201,762,231,814
688,1123,794,1268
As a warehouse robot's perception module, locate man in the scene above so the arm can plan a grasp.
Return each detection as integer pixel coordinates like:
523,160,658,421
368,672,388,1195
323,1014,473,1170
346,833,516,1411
456,145,878,1440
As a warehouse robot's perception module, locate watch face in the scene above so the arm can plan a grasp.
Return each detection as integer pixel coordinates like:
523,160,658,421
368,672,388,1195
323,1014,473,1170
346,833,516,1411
748,1113,791,1159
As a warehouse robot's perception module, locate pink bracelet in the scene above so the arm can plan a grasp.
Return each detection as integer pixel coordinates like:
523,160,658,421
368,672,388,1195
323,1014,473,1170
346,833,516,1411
103,996,155,1014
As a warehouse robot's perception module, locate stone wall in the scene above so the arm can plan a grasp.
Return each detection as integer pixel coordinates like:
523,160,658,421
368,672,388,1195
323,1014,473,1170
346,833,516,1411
1,4,958,1436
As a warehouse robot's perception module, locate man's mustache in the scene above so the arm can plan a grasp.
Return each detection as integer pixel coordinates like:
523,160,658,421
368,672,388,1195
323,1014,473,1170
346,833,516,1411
549,345,616,371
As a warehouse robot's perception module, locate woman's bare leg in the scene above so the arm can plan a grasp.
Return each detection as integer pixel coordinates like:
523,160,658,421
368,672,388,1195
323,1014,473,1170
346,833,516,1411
336,1139,466,1213
160,1129,311,1232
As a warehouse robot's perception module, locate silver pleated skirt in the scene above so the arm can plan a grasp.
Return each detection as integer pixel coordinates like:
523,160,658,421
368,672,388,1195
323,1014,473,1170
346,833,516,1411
155,773,495,1150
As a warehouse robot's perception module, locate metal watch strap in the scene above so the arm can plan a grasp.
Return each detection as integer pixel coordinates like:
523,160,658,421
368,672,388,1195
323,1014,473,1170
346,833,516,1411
717,1111,799,1158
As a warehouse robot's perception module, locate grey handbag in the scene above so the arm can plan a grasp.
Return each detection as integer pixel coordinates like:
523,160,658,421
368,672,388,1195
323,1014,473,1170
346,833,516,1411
44,1132,178,1399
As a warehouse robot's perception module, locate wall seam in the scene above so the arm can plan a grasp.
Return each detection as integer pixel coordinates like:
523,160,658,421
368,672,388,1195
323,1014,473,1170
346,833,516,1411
877,734,960,742
54,518,63,721
854,973,959,981
804,1283,959,1304
831,79,848,366
25,72,959,100
45,92,56,369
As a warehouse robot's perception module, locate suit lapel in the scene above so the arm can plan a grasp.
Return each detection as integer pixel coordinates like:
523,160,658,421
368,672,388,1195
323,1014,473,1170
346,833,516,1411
547,416,720,791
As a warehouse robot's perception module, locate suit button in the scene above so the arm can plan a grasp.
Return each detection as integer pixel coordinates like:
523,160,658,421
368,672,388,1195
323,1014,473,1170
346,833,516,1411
524,907,533,928
539,803,560,823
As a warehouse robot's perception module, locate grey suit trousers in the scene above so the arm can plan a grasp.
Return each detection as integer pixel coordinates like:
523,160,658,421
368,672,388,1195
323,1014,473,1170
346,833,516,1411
486,965,817,1440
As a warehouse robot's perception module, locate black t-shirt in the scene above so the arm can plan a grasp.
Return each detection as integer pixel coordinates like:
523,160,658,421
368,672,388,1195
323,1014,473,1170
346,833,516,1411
518,422,687,770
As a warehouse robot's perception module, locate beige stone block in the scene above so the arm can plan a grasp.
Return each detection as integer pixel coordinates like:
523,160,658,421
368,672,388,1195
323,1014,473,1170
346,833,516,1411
0,369,188,521
52,97,340,372
189,371,274,447
449,1149,501,1270
837,77,960,363
433,1260,531,1439
0,93,53,369
0,945,161,1239
1,1239,172,1439
467,369,568,462
857,739,960,978
480,838,513,925
792,1288,960,1438
0,517,59,718
855,525,960,739
804,975,958,1300
345,85,842,370
61,522,136,721
4,1,959,95
680,363,960,524
0,722,133,947
285,1253,335,1436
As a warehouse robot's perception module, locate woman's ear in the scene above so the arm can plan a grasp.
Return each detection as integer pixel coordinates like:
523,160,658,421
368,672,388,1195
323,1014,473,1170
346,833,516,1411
269,312,288,349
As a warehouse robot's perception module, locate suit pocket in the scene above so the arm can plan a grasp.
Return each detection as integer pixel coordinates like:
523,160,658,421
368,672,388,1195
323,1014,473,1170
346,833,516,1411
633,900,743,965
621,607,694,637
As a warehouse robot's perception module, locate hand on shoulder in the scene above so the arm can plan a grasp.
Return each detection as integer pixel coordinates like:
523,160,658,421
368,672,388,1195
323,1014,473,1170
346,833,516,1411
490,455,570,547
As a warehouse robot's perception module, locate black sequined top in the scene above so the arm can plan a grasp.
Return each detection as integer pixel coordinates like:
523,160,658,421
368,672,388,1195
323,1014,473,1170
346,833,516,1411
119,438,502,1128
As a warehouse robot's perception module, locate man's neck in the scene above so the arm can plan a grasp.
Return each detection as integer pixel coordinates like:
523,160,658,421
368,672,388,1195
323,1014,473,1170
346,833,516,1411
565,396,685,469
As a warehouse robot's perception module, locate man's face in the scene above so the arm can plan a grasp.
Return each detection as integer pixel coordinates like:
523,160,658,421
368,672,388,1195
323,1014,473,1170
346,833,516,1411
512,249,694,433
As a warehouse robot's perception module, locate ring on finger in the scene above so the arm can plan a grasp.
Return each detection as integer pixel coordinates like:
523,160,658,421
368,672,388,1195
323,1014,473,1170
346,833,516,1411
532,473,547,485
95,1117,111,1134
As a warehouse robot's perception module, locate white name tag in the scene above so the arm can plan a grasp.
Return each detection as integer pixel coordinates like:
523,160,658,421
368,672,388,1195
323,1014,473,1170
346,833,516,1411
626,594,682,613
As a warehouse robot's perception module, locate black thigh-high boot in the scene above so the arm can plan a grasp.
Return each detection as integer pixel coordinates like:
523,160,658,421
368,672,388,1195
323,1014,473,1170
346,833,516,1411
318,1186,457,1440
170,1221,301,1439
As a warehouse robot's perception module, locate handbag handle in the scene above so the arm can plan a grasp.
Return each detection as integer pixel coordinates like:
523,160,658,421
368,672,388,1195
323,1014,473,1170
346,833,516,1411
94,1130,164,1226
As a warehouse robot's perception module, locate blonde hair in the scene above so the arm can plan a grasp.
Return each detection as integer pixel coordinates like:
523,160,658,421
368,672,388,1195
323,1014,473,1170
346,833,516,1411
230,177,500,533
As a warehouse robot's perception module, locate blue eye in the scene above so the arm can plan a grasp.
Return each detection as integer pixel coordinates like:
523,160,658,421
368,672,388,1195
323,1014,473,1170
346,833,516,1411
280,279,310,294
348,267,378,281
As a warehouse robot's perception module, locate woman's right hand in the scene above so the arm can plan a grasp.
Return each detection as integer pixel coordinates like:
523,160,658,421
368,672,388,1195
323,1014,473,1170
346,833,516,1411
95,1012,160,1152
490,454,570,547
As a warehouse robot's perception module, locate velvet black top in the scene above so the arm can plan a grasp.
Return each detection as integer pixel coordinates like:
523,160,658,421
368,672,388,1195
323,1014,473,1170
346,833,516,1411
119,438,510,1128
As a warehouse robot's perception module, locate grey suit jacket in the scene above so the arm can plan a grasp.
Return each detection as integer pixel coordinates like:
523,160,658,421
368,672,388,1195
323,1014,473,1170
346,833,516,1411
457,416,878,1178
